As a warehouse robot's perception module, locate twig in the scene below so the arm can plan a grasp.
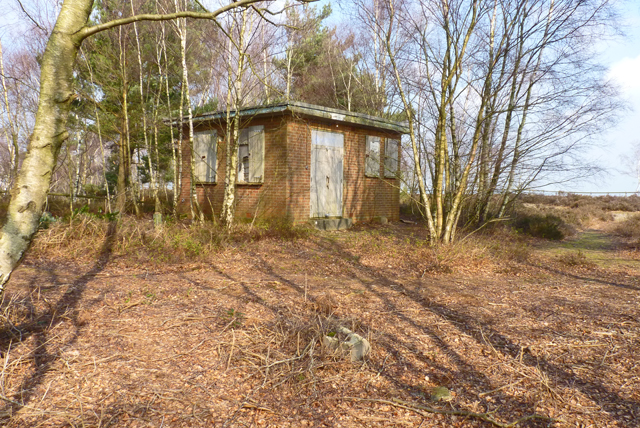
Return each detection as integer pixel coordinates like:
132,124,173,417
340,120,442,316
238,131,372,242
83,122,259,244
119,300,143,313
339,397,554,428
0,395,73,416
221,317,238,333
241,402,273,412
365,353,390,388
1,340,11,396
154,339,208,362
162,315,217,330
479,378,525,397
480,328,501,358
226,330,236,372
459,217,512,243
79,354,122,367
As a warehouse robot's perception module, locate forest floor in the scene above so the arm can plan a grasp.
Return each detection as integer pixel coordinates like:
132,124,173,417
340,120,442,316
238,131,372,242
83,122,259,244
0,214,638,427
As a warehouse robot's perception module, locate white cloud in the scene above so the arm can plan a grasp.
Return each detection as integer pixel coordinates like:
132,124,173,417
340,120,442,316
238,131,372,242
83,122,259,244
609,54,640,93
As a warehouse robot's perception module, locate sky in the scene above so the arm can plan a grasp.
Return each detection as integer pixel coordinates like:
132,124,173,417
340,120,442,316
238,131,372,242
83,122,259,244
570,1,640,194
1,0,640,193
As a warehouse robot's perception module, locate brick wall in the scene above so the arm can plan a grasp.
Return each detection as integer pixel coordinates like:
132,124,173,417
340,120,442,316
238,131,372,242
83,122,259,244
286,117,400,223
178,113,401,223
177,115,289,221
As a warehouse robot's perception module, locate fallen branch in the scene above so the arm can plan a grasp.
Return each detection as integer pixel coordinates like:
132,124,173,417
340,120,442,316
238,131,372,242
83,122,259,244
340,397,555,428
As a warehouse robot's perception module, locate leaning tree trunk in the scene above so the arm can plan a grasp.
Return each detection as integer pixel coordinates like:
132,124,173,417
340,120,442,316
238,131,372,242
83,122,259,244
0,0,280,290
0,0,93,289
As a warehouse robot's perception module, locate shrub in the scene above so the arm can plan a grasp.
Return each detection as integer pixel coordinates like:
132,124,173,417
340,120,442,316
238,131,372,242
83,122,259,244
558,250,593,267
513,213,565,240
612,214,640,239
238,217,313,241
519,193,640,212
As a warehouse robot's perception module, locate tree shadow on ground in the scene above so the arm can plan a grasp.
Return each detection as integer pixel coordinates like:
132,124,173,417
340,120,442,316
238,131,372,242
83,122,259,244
529,262,640,291
0,221,117,418
203,246,546,426
241,235,638,427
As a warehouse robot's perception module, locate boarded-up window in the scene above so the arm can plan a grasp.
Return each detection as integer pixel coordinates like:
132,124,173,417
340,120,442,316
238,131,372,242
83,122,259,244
194,130,217,182
238,125,264,183
384,138,399,178
365,136,381,177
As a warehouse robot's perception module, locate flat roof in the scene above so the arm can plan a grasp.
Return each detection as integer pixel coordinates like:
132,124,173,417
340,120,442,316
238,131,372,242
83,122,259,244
188,101,410,134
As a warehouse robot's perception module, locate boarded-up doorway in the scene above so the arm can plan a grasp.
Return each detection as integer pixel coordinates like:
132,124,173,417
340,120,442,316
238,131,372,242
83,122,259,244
310,130,344,217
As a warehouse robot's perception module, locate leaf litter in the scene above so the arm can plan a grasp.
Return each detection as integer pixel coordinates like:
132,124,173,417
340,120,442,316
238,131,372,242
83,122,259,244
0,219,637,427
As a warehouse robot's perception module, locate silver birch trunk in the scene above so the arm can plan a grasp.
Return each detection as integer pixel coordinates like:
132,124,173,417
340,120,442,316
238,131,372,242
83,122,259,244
174,1,203,223
0,0,94,289
0,0,279,290
72,113,83,204
161,21,180,217
498,0,554,218
221,11,249,229
80,48,112,213
384,0,437,242
131,2,161,225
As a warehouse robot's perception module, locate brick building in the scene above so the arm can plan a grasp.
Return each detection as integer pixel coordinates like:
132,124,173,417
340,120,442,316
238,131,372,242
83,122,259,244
177,102,408,225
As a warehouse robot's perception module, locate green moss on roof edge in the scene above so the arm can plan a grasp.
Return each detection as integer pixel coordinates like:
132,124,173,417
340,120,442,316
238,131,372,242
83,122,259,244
187,101,410,134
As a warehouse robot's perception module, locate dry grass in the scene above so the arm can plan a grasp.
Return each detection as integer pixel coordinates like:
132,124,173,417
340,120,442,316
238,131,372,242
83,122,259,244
611,213,640,240
30,214,313,266
556,250,595,268
0,217,638,427
520,193,640,212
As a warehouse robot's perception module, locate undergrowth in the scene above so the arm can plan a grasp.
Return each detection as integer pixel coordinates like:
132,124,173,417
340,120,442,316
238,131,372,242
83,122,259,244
611,213,640,239
513,213,566,240
557,250,594,268
30,214,314,265
610,213,640,249
27,214,538,279
520,193,640,212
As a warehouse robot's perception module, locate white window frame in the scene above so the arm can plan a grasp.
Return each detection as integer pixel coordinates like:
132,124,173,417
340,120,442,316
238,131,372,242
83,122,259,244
365,136,381,177
237,125,265,184
194,130,217,183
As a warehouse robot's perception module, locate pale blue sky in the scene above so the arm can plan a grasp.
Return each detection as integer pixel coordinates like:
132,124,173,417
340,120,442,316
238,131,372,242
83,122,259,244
583,2,640,193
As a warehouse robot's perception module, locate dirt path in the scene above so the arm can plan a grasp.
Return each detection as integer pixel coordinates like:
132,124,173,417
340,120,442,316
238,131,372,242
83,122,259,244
532,218,640,271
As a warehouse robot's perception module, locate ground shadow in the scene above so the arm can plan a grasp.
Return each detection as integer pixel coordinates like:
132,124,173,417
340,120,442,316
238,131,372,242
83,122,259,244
0,222,117,418
246,234,638,427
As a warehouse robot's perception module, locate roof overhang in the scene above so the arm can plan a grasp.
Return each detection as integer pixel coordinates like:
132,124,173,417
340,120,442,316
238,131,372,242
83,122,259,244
183,101,410,134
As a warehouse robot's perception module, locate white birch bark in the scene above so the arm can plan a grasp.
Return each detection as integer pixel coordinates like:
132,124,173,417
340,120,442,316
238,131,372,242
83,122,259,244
0,0,282,290
221,9,251,229
80,48,112,213
131,2,161,224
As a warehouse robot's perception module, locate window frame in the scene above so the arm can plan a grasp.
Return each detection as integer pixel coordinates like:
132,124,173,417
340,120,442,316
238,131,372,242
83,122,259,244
237,125,265,184
193,129,217,183
365,135,381,177
384,138,400,178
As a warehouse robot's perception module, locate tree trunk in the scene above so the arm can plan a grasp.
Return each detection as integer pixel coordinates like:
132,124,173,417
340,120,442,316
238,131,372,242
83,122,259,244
0,0,94,289
383,0,436,242
221,9,249,230
0,0,294,290
116,133,128,214
80,48,112,213
72,113,83,203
